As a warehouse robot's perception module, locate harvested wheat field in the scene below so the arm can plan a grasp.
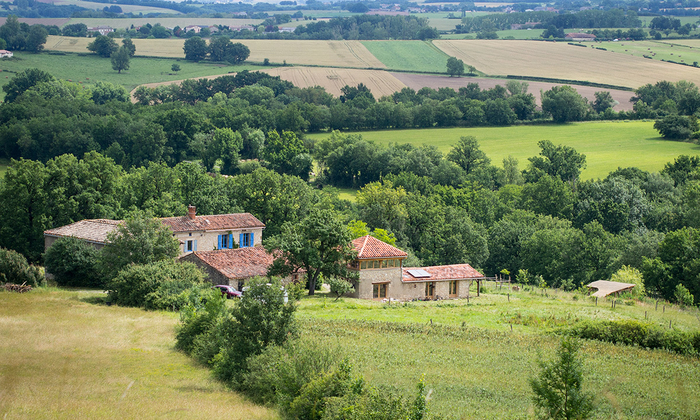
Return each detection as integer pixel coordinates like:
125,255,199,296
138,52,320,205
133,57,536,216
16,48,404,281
433,40,700,88
391,73,635,110
132,67,406,99
43,37,386,68
264,67,405,97
242,40,386,68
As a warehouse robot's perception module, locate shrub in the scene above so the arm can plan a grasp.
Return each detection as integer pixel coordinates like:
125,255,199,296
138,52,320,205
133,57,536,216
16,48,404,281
209,277,298,385
176,294,228,355
530,337,594,420
654,114,699,140
107,260,208,310
44,237,101,287
328,276,355,300
610,265,645,297
674,283,694,307
0,247,42,287
242,338,345,407
566,319,700,355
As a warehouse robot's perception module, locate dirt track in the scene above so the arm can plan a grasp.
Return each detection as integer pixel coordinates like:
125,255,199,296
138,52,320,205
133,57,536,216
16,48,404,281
391,73,635,111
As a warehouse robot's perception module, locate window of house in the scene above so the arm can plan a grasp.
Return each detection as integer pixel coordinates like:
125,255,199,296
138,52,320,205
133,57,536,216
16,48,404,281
360,261,368,269
239,232,253,248
373,283,387,299
218,234,233,249
449,281,458,297
186,239,197,253
425,282,435,299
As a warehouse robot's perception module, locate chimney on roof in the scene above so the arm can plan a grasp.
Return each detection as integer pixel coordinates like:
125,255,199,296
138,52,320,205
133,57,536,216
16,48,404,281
188,205,196,220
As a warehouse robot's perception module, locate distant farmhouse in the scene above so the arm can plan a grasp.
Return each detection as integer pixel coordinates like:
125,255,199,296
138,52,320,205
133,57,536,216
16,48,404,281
88,26,114,36
565,33,596,41
44,206,263,255
0,50,13,58
44,209,486,300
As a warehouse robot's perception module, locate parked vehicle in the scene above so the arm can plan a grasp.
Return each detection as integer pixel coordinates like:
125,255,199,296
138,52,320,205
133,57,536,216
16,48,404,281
212,285,242,299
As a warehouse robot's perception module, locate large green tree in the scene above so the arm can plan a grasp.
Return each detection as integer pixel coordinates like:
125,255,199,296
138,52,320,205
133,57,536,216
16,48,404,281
111,46,130,73
541,86,589,123
2,68,54,103
266,208,359,295
98,212,180,279
525,140,587,183
446,56,465,77
183,36,208,61
87,35,118,58
446,136,491,175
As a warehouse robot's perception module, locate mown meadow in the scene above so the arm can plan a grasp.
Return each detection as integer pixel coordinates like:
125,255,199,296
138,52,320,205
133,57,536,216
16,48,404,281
0,289,278,419
0,52,258,98
307,121,700,180
361,40,450,73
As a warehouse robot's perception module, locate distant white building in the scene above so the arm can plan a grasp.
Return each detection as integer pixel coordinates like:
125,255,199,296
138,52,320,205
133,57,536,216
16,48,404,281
87,26,114,36
0,50,13,58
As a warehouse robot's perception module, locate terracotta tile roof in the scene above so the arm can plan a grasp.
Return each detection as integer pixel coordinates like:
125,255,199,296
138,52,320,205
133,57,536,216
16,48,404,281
402,264,484,282
43,219,122,244
351,235,407,259
185,247,274,280
160,213,265,233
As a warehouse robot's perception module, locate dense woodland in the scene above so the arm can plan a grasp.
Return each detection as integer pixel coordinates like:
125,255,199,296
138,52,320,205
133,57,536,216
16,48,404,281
1,67,700,306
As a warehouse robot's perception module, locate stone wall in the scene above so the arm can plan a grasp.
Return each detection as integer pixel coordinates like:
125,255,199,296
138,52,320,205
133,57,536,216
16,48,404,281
176,227,264,256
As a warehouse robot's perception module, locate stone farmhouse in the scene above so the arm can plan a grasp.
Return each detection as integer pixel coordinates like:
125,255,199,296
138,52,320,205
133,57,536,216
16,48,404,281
0,50,13,58
44,209,485,300
348,235,485,300
43,206,264,256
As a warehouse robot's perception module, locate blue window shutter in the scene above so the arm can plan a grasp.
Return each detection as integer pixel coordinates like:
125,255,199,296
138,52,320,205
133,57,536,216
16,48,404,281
194,240,197,252
217,235,222,250
239,233,244,248
251,232,255,247
229,234,233,249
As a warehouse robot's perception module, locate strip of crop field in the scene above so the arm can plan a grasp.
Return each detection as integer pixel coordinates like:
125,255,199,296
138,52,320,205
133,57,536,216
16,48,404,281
307,121,700,180
65,17,263,29
361,40,450,72
53,0,179,14
433,39,700,88
264,67,405,97
43,36,386,68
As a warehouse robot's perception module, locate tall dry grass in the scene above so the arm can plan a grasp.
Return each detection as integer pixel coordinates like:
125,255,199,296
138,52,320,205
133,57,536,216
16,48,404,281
0,289,278,419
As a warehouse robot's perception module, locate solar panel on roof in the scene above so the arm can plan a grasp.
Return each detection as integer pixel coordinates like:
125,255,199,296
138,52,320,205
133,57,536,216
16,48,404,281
407,269,431,278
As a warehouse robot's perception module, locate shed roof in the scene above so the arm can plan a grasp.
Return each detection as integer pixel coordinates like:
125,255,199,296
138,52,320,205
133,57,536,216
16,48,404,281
351,235,407,259
587,280,636,298
402,264,484,283
43,219,122,244
183,247,274,280
160,213,265,233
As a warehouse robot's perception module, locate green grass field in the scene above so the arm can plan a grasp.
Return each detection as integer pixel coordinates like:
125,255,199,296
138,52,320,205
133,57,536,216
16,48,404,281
297,286,700,419
308,121,700,180
4,286,699,419
361,40,450,72
0,52,260,99
0,289,277,419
